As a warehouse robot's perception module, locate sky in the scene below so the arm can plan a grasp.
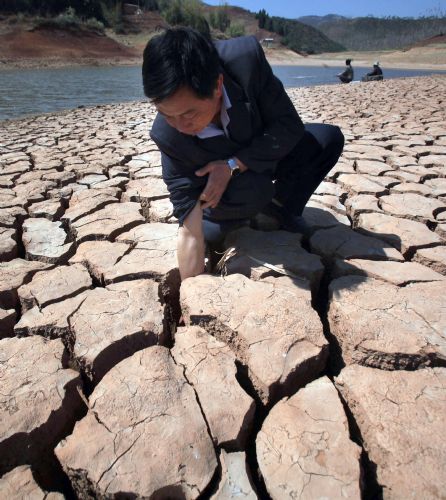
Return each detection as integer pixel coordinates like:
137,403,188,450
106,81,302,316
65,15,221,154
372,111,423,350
204,0,446,19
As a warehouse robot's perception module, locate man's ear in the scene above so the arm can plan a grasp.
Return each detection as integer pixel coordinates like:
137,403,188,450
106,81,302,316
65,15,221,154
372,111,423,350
215,73,224,97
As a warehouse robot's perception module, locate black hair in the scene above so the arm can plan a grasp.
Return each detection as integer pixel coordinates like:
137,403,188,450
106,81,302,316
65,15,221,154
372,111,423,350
142,27,221,103
346,59,352,65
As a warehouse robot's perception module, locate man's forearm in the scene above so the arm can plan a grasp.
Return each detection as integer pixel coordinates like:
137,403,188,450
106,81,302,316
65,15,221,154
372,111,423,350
177,201,205,281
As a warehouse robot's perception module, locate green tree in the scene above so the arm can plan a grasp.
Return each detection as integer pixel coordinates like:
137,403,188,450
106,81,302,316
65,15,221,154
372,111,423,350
99,0,122,29
208,10,216,29
215,3,230,32
157,0,172,12
144,0,159,10
265,16,273,31
228,21,244,37
164,0,185,25
164,0,210,36
256,8,268,29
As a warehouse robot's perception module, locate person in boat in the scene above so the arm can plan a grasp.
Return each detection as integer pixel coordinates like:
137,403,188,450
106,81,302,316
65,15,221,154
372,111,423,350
337,59,354,83
363,61,383,82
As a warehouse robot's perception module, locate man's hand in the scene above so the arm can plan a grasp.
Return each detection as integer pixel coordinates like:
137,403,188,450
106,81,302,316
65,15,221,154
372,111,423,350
195,160,231,209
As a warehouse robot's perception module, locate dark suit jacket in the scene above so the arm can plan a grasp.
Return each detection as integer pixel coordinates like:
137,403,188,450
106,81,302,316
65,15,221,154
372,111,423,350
150,35,304,223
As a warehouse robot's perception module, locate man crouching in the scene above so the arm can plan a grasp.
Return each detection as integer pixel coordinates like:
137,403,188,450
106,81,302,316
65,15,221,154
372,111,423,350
142,27,344,280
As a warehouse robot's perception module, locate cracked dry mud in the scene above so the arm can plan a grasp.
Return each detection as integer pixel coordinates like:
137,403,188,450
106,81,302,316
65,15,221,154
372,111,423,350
1,75,445,498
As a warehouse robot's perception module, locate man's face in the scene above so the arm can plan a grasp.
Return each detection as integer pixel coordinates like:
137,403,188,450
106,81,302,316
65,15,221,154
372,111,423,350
155,75,223,136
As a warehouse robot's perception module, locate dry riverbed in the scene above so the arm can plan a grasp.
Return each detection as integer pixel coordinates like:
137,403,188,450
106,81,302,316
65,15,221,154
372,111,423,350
1,75,445,498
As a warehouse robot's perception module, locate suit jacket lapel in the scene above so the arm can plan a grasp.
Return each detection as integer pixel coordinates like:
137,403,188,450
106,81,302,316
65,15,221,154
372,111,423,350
192,68,254,158
223,69,254,145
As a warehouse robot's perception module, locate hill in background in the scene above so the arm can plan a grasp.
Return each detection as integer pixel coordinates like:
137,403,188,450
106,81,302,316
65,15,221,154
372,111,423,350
0,1,344,57
297,14,446,51
296,14,347,27
109,2,346,55
254,9,345,54
0,1,445,68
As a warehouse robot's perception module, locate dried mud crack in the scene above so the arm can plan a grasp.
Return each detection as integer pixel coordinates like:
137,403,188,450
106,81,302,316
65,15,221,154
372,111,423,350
1,75,446,498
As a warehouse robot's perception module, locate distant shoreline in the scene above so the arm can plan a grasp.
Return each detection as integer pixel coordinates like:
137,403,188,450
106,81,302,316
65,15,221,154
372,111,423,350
264,48,446,71
268,58,446,72
1,54,445,72
0,57,142,72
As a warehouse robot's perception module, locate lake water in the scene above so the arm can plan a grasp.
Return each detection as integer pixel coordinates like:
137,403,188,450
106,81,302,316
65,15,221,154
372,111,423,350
0,64,445,121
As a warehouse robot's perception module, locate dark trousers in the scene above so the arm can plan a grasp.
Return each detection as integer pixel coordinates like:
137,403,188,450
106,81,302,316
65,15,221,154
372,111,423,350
203,123,344,242
274,123,344,215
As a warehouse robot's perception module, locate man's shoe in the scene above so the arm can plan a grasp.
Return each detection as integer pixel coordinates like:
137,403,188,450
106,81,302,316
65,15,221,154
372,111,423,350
280,213,310,234
262,202,309,234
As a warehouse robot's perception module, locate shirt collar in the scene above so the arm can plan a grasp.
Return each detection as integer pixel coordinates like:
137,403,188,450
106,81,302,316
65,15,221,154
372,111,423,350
196,85,232,139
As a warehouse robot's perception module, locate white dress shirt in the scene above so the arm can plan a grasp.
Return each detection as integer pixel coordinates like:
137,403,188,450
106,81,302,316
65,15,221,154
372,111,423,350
196,85,231,139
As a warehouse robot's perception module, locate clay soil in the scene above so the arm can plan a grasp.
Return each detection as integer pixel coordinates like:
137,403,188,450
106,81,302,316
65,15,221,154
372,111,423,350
0,25,141,70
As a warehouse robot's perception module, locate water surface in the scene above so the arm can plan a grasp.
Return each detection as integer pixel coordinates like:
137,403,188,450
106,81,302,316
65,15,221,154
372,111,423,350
1,64,444,121
272,65,446,87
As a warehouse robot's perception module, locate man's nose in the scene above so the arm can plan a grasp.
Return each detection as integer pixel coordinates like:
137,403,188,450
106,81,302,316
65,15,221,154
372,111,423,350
176,117,191,130
166,116,192,133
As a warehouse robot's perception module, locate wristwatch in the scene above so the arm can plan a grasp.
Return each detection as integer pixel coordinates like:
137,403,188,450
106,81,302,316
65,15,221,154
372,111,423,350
227,157,241,177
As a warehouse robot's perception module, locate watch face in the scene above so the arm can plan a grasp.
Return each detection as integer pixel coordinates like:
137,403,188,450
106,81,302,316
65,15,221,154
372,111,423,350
227,158,239,176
